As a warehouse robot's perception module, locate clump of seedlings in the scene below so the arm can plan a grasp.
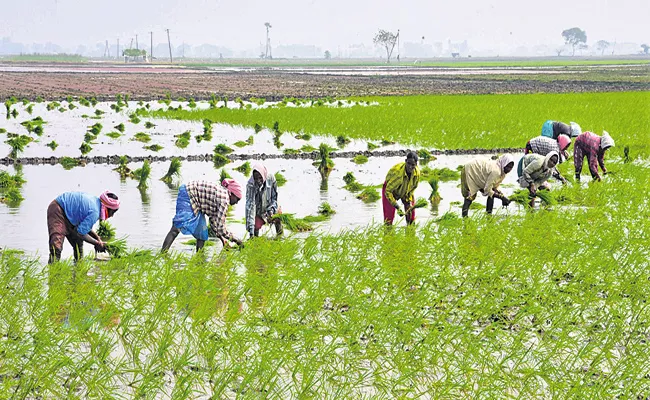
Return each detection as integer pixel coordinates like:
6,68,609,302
79,142,92,155
418,149,435,164
219,168,232,182
97,220,116,240
274,171,287,186
113,156,132,179
104,237,128,258
129,114,141,124
133,160,151,190
367,142,379,151
301,144,317,153
234,161,251,176
88,122,103,136
318,202,335,216
59,157,80,170
144,121,156,129
46,141,58,150
271,213,314,232
336,135,351,148
254,123,263,134
283,148,300,155
20,117,45,135
106,132,122,139
175,131,191,148
196,119,213,143
429,177,441,204
421,166,460,181
352,154,369,164
144,144,163,152
5,134,33,158
114,123,125,133
132,132,151,143
161,158,181,184
315,143,335,178
343,172,364,192
356,187,380,203
214,144,234,155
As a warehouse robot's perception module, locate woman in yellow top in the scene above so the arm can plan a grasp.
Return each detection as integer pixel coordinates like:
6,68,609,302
382,151,421,225
461,154,514,217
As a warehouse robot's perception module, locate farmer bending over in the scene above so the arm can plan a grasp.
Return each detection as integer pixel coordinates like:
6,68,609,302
382,151,420,225
162,179,243,252
47,191,120,264
525,134,571,184
574,131,614,182
461,155,514,217
541,120,581,139
245,163,283,238
517,152,559,207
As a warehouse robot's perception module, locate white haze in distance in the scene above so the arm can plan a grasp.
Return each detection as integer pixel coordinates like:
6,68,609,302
1,0,647,54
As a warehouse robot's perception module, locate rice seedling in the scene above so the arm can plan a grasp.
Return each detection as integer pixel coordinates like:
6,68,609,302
144,144,163,152
0,128,5,134
412,197,429,209
336,135,351,147
0,186,23,206
421,166,460,181
5,134,33,158
343,172,364,192
356,187,380,203
144,121,156,129
175,130,191,148
536,189,557,206
46,101,59,111
10,109,18,118
213,153,230,168
113,156,132,179
104,237,128,258
509,189,532,207
624,146,631,163
161,158,181,184
274,171,287,186
300,144,317,153
352,154,368,164
114,123,125,133
88,122,103,136
68,103,76,110
273,132,284,149
26,104,33,114
196,119,214,142
270,213,313,232
367,142,379,150
97,220,116,240
254,123,263,133
133,160,151,190
36,96,43,103
59,157,79,170
46,141,58,150
234,161,251,176
428,177,441,203
129,114,141,124
316,143,335,176
318,202,335,216
246,135,254,144
90,97,97,106
234,140,249,148
214,144,234,155
283,148,300,155
417,148,435,164
273,121,280,133
296,133,312,141
106,131,121,139
79,142,92,155
83,132,96,143
132,132,151,143
66,95,74,103
188,98,197,108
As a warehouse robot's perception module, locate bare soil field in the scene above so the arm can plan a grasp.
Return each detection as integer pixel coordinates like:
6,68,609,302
1,68,647,100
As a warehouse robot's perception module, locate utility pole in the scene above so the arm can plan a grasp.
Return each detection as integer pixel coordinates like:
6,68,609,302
264,22,272,59
135,34,139,50
182,42,185,58
166,29,173,63
103,40,110,58
116,39,120,60
149,31,153,62
397,29,400,62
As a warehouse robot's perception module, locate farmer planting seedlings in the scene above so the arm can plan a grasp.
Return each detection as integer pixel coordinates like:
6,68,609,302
525,134,572,184
574,130,615,182
460,155,514,217
245,163,283,238
382,151,420,225
516,151,560,207
47,191,119,264
162,179,243,252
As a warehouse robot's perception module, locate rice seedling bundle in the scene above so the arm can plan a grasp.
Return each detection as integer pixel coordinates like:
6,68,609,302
132,132,151,143
352,154,369,164
104,237,128,258
234,162,251,176
97,220,116,240
214,144,234,155
60,157,79,170
356,187,380,203
270,213,313,232
144,144,163,152
133,160,151,190
274,172,287,186
79,142,92,155
175,131,191,148
161,158,181,184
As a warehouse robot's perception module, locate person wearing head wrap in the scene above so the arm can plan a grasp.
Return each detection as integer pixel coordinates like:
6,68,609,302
245,163,283,238
541,120,581,139
460,154,515,217
162,179,243,252
524,134,572,184
517,151,560,206
574,131,615,181
382,151,421,225
47,191,120,264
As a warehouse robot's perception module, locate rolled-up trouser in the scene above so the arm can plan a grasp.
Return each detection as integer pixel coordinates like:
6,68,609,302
382,182,414,224
47,200,84,263
460,168,476,201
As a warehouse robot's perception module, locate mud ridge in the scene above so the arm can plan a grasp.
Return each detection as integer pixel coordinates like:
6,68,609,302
0,148,523,166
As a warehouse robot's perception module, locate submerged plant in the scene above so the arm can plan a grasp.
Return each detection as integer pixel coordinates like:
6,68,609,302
161,158,181,184
213,153,230,168
88,122,103,136
113,156,132,179
175,131,191,148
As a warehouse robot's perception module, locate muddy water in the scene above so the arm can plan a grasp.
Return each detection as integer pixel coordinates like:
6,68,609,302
0,153,525,262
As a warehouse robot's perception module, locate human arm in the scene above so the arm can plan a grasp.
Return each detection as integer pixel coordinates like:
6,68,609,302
265,180,279,218
587,152,601,181
211,201,241,245
404,169,420,204
597,149,607,176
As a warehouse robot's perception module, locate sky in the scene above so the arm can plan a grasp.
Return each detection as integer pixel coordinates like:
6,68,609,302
0,0,647,53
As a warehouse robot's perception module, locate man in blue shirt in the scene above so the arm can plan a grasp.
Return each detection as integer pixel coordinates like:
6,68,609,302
47,191,120,263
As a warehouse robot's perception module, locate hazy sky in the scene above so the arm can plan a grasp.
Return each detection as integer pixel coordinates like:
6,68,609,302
1,0,647,51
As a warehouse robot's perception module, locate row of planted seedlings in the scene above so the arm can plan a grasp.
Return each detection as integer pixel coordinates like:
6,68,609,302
1,156,649,397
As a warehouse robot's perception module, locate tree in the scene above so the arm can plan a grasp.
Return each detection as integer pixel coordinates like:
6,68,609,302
324,50,331,60
596,40,610,56
373,29,398,63
642,44,649,55
562,27,587,56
